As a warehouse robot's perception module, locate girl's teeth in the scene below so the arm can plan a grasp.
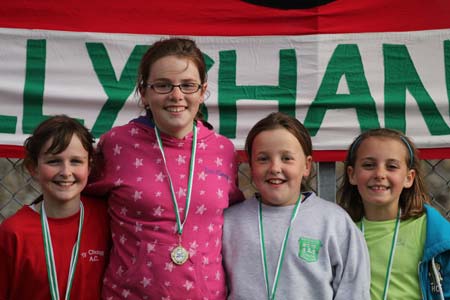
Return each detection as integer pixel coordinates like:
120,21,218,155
268,179,283,184
167,107,185,112
371,186,387,190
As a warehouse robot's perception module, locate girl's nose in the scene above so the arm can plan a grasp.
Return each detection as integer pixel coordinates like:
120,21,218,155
169,85,184,100
269,160,282,174
374,166,386,179
59,162,72,177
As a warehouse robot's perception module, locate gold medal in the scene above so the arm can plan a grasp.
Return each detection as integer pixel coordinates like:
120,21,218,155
155,125,197,267
171,245,189,265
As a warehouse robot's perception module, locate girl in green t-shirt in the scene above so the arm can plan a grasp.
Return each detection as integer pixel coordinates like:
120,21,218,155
338,128,450,300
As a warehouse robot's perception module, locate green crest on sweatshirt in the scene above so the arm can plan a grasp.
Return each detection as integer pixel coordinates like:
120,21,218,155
298,237,322,262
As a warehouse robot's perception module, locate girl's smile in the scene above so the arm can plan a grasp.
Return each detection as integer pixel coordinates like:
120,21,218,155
142,55,206,139
30,134,90,217
250,128,312,206
347,136,415,220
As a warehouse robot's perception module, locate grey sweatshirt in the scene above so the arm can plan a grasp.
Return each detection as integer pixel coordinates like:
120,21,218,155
223,192,370,300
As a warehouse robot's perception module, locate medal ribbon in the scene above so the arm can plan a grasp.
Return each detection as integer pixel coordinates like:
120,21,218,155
258,194,303,300
360,208,401,300
154,124,197,235
41,202,84,300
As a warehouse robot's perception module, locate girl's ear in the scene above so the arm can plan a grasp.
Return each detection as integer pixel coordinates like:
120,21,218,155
139,85,149,107
347,166,357,185
138,83,146,98
404,169,416,188
303,155,313,177
199,83,208,104
26,163,38,178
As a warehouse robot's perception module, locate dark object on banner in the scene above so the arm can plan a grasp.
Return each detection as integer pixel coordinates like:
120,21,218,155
241,0,336,9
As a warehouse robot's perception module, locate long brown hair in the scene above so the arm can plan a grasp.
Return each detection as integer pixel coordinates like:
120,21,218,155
137,37,208,124
337,128,428,221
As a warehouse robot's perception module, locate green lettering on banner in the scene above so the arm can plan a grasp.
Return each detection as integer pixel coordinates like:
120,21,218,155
384,44,450,134
304,44,380,136
0,114,16,134
445,40,450,117
86,43,149,137
218,49,297,138
0,113,17,134
201,52,215,120
22,40,55,133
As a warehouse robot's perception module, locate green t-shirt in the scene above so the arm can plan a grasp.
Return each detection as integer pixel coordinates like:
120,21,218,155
359,214,427,300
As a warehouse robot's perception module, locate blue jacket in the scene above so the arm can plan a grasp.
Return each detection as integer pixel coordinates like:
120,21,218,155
419,204,450,300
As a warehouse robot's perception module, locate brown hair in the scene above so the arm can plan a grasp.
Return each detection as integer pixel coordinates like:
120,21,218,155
23,115,95,171
337,128,428,221
245,112,314,191
137,37,208,122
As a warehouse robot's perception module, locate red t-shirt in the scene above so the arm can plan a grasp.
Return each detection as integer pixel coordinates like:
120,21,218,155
0,196,110,300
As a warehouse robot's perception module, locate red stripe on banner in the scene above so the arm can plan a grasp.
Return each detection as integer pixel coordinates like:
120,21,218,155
0,0,449,36
314,148,450,162
2,146,450,161
0,145,25,158
313,150,348,162
236,148,450,163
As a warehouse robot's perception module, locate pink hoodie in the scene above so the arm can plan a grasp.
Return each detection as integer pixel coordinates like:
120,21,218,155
86,117,243,300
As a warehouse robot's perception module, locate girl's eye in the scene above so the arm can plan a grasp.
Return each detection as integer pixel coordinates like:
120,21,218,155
180,83,196,88
282,156,293,161
255,156,268,162
361,162,375,169
387,164,399,170
46,159,60,165
154,82,171,89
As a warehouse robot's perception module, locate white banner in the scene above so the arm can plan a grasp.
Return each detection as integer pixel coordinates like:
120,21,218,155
1,27,449,150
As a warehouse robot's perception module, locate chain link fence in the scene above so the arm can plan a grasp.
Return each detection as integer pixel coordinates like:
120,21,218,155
1,158,449,223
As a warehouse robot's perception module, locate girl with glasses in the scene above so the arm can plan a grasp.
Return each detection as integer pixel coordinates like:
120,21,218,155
85,37,244,300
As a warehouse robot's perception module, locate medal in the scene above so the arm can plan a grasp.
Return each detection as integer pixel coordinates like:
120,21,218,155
171,245,189,265
258,194,303,300
155,124,197,266
41,201,84,300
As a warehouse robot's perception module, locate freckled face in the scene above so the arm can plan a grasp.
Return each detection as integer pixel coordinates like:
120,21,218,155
251,128,312,206
142,55,206,139
347,137,415,218
30,135,90,207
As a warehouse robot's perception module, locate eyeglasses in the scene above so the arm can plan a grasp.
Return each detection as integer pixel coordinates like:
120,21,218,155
145,82,202,94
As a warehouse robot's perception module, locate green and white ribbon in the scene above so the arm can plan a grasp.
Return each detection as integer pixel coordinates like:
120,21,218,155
258,194,303,300
361,208,401,300
41,201,84,300
154,124,197,235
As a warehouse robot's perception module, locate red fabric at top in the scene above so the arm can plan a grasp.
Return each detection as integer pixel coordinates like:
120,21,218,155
0,0,449,36
3,145,448,162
